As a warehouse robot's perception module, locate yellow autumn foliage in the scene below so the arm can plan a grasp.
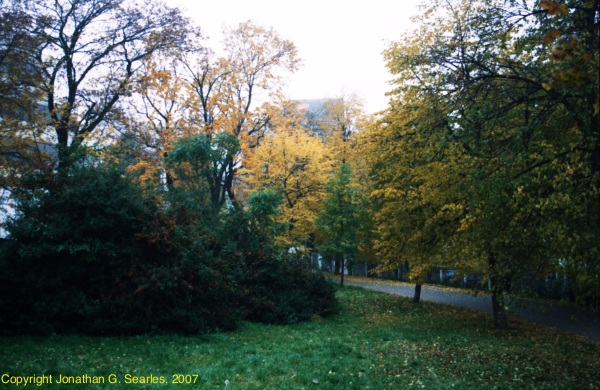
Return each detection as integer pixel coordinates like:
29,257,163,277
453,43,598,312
241,126,334,248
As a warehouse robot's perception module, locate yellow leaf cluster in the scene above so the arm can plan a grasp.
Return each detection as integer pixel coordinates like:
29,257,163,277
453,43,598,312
241,126,334,247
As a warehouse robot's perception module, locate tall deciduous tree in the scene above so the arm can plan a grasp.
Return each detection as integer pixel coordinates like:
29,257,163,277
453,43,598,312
364,88,465,303
106,20,299,214
366,0,599,327
537,0,600,308
241,125,333,249
164,132,240,213
317,91,366,165
111,56,201,185
182,20,300,209
315,163,360,286
14,0,195,167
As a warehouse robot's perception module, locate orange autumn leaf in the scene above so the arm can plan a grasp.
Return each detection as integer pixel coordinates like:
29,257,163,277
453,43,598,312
543,28,561,43
540,0,568,16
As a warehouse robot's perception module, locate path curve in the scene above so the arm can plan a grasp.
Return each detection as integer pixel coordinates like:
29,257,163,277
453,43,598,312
341,277,600,342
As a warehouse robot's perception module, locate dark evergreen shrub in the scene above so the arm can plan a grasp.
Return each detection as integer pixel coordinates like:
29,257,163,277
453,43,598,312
0,162,237,335
0,155,337,335
216,207,337,325
238,254,337,324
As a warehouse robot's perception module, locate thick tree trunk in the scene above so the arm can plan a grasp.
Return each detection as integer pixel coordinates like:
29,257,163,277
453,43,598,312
413,283,422,303
488,253,509,329
491,287,508,329
334,258,341,275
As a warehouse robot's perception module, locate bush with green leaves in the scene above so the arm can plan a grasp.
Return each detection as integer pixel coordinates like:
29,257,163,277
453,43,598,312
165,136,338,325
1,142,337,335
0,162,238,335
205,191,337,325
239,254,337,324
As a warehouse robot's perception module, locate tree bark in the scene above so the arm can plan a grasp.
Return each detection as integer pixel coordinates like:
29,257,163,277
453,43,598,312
491,287,508,329
340,257,344,287
413,283,422,303
334,257,341,275
488,253,509,329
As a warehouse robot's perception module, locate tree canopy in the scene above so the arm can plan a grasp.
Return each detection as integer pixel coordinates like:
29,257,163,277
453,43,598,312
1,0,598,335
363,0,599,327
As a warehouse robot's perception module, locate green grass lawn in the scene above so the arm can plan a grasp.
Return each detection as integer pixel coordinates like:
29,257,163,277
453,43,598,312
1,286,599,389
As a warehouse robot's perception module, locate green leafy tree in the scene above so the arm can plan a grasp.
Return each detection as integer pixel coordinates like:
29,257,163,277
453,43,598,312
316,163,360,286
367,0,599,327
246,189,285,239
537,0,600,309
164,133,240,211
181,21,300,208
163,133,336,326
363,87,464,303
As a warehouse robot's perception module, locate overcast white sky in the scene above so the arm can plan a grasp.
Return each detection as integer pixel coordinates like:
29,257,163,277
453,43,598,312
169,0,421,114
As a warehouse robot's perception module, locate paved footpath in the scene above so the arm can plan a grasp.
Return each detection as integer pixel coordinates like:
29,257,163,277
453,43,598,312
341,277,600,342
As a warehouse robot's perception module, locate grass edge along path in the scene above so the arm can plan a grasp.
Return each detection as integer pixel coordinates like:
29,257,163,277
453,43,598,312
339,275,600,342
1,286,599,389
